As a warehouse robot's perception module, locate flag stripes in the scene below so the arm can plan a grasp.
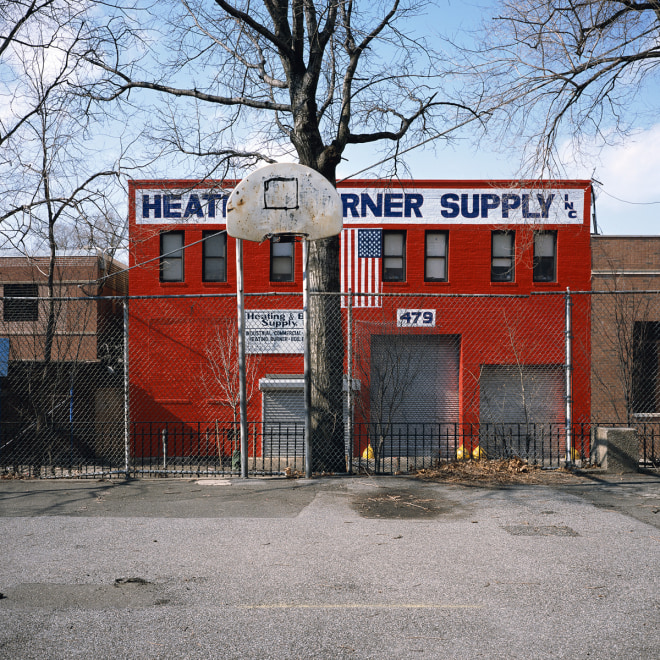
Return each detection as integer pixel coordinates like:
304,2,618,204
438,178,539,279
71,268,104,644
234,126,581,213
341,228,382,308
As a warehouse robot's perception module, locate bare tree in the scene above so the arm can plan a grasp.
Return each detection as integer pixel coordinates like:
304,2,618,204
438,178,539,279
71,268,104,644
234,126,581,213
475,0,660,173
0,4,128,472
591,265,658,425
84,0,482,471
200,318,262,464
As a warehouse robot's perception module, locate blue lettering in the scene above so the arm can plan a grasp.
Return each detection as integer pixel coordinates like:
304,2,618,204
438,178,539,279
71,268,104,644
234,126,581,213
441,193,459,218
142,194,161,219
501,194,520,218
361,193,382,217
480,194,500,218
342,193,359,217
163,195,182,218
461,194,480,219
404,194,423,218
202,194,226,218
184,194,204,218
384,193,403,217
538,194,554,219
522,194,540,219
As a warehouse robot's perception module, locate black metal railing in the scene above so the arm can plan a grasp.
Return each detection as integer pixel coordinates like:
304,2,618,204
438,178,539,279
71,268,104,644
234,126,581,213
1,418,656,478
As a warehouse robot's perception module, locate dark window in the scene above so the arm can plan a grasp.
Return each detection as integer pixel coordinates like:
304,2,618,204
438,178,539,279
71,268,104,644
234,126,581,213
160,231,184,282
270,236,295,282
533,231,557,282
202,231,227,282
383,231,406,282
632,322,660,415
491,231,515,282
3,283,39,322
425,231,448,282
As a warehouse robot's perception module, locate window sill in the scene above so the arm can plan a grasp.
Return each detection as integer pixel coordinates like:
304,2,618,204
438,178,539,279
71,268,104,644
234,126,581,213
201,281,231,287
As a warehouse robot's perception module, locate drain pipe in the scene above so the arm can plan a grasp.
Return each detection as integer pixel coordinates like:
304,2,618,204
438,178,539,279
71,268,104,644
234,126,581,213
565,288,573,465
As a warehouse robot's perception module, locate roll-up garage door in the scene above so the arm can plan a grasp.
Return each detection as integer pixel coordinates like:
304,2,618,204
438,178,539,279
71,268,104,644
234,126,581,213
261,378,358,458
369,335,460,456
262,386,306,457
479,365,564,459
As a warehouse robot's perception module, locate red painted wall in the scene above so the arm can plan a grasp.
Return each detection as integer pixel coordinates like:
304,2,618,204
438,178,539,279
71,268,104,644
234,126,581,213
128,179,592,456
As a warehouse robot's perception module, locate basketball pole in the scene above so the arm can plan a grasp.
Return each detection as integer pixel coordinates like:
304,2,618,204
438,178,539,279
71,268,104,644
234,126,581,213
236,238,249,478
302,239,313,478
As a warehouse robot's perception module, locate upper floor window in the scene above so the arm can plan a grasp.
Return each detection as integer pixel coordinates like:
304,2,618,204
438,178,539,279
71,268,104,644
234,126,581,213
491,231,515,282
160,231,184,282
533,231,557,282
270,236,295,282
383,230,406,282
425,231,448,282
3,283,39,322
202,231,227,282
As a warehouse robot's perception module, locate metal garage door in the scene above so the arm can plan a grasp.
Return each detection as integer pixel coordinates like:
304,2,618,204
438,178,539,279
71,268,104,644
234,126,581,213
369,335,460,456
263,387,306,457
479,365,564,459
261,378,357,458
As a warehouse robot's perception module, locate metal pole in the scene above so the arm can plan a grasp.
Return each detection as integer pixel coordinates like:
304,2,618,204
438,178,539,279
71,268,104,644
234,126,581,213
347,288,353,475
123,299,130,476
565,287,573,465
69,382,74,471
303,240,312,479
236,238,249,478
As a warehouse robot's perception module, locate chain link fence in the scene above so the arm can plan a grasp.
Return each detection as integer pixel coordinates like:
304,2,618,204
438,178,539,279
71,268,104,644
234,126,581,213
1,290,659,477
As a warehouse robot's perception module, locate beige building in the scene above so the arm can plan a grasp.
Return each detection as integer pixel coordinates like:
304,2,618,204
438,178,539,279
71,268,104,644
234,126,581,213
0,255,127,362
591,236,660,425
0,255,127,465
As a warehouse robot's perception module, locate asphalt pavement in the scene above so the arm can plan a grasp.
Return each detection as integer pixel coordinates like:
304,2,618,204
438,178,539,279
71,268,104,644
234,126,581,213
0,473,658,659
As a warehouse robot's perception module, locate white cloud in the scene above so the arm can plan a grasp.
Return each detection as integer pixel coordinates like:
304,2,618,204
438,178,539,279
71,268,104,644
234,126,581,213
590,125,660,234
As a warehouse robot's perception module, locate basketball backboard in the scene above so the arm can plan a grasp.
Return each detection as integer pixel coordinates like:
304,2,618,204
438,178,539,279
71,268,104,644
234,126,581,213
226,163,343,241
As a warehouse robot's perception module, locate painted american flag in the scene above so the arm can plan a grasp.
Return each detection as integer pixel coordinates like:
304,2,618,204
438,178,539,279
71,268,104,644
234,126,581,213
341,228,383,308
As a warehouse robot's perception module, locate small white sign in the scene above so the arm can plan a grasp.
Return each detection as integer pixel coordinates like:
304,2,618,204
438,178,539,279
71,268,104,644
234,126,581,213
397,309,436,328
245,309,304,354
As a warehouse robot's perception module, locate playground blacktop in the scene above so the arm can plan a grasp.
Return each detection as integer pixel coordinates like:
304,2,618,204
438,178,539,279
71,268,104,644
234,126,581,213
0,471,659,659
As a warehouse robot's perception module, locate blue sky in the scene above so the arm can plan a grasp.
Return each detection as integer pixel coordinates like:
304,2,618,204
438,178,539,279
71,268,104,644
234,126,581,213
335,1,660,236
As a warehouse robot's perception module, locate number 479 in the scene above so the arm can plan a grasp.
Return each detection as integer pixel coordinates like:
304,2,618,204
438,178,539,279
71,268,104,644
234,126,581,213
397,309,436,327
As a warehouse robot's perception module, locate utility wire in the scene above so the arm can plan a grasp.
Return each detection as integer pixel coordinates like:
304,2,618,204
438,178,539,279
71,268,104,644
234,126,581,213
595,186,660,205
81,230,227,290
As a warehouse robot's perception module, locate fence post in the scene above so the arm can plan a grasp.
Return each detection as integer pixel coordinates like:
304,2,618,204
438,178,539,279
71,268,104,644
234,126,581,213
123,298,130,476
565,288,573,465
303,240,312,479
236,238,249,478
347,289,353,475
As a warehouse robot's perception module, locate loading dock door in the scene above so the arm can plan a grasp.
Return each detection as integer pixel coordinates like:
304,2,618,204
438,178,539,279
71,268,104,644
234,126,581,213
263,387,306,457
479,365,564,459
369,335,460,456
261,378,358,458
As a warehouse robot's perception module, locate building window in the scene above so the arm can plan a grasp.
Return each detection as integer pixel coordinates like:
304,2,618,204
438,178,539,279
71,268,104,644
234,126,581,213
270,236,295,282
160,231,184,282
383,230,406,282
632,322,660,415
491,231,515,282
3,283,39,322
533,231,557,282
202,231,227,282
425,231,448,282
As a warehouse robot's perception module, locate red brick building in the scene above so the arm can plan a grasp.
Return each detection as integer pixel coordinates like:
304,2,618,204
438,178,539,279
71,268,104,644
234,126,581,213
128,179,592,463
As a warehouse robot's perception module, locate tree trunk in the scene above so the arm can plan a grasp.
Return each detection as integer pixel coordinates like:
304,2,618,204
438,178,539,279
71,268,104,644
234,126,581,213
308,234,346,472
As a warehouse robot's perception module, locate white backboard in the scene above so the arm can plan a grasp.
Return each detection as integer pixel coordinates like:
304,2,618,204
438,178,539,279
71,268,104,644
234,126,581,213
226,163,343,241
